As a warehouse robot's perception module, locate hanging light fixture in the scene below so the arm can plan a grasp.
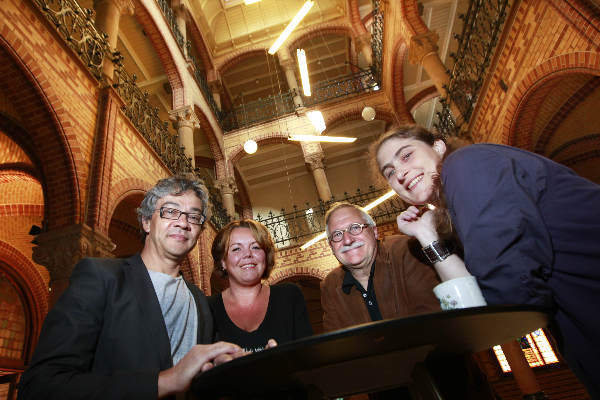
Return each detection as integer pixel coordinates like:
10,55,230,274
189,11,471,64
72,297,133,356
288,135,356,143
306,110,325,133
243,139,258,154
361,106,376,121
268,1,314,54
297,48,311,96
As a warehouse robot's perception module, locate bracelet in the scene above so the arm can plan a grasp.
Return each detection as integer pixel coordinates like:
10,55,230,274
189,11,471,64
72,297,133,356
422,240,452,264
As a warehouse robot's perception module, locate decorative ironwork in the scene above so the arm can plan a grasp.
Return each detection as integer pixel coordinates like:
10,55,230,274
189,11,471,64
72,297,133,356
112,65,194,176
189,55,224,121
194,168,232,230
371,0,384,80
155,0,186,52
256,186,404,246
301,68,380,107
32,0,110,80
435,0,511,137
221,91,298,131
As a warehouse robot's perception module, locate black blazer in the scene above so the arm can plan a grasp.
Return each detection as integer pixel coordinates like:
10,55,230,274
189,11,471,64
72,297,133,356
18,254,214,400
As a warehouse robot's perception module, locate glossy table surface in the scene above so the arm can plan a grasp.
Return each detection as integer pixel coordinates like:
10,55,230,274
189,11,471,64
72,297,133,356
191,305,549,399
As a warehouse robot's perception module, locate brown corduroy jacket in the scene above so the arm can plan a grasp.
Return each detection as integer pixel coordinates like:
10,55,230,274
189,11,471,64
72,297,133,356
321,235,441,332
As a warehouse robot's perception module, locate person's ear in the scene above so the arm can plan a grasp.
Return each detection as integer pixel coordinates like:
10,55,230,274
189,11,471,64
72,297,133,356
373,226,379,240
433,140,447,157
142,218,151,234
221,259,227,272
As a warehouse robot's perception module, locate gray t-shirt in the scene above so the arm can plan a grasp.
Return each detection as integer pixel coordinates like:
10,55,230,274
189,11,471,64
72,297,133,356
147,270,198,365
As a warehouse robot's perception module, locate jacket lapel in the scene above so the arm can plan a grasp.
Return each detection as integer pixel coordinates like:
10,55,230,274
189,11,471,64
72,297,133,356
125,254,173,369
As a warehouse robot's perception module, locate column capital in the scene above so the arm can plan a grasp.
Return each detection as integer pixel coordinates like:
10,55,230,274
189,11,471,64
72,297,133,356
94,0,134,15
305,152,326,171
215,176,238,195
408,30,439,65
32,224,116,282
169,106,200,130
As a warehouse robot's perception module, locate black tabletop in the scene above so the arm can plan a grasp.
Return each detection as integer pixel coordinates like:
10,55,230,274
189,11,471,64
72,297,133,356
191,305,549,399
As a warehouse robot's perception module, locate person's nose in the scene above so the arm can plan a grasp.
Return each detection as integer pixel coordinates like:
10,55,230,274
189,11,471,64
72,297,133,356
174,212,191,229
341,229,354,245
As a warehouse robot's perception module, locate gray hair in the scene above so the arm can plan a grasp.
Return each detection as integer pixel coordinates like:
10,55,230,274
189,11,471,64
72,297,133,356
137,175,210,238
324,202,375,237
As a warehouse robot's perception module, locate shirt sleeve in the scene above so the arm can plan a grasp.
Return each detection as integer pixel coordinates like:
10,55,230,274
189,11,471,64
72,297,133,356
442,146,553,307
18,259,158,400
320,276,345,333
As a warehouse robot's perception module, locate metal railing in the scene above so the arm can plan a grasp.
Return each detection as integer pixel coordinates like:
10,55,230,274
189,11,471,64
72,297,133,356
435,0,511,137
256,186,403,246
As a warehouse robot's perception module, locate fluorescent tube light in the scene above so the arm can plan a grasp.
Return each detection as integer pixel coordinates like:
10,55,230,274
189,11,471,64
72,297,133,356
297,48,311,96
268,1,314,54
306,110,325,133
288,135,356,143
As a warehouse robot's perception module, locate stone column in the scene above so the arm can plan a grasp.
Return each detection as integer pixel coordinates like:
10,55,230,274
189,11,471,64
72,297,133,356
408,30,463,123
94,0,134,80
305,153,332,202
169,106,199,168
355,32,373,66
277,47,304,108
501,340,543,396
32,224,116,305
215,176,238,218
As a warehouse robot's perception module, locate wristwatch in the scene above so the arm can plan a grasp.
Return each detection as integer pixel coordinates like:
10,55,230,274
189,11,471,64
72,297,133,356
422,240,452,264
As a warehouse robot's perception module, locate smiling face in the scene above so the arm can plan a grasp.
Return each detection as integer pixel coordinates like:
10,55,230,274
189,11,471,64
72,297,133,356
142,190,204,264
376,137,446,205
327,207,378,273
222,227,267,286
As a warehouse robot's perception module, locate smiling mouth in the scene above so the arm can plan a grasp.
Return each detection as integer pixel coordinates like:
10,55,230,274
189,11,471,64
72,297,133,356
406,175,423,191
241,264,256,269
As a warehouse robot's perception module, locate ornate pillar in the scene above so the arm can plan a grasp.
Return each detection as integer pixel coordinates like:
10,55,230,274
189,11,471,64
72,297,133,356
32,224,116,305
215,176,238,218
408,30,463,123
93,0,134,79
355,32,373,66
305,152,332,202
277,47,304,108
169,106,199,168
501,340,543,396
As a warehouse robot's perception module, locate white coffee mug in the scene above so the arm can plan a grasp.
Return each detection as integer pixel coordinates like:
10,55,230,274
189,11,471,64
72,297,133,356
433,275,487,310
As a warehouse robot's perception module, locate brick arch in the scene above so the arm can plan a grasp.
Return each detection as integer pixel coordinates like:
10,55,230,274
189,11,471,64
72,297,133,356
503,52,600,148
324,109,398,132
287,24,354,53
133,0,185,107
0,41,81,230
390,40,413,122
400,0,428,35
267,266,327,284
216,47,269,76
228,133,303,165
406,85,439,113
107,178,154,231
0,241,48,358
348,0,368,36
194,106,225,166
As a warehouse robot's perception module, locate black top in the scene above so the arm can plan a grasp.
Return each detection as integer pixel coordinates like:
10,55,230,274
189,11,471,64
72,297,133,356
208,283,313,352
341,262,383,321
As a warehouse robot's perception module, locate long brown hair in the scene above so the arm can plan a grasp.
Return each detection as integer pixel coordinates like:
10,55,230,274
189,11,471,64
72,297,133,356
369,125,472,235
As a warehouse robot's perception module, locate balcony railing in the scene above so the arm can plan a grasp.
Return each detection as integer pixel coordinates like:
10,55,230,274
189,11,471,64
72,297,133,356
31,0,230,229
256,186,404,247
435,0,511,137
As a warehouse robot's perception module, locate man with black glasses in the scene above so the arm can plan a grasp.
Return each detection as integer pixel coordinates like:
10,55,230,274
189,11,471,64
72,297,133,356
19,176,244,400
320,202,495,400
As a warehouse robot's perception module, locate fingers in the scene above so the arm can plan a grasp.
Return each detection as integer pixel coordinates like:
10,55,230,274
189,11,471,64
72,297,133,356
265,338,278,349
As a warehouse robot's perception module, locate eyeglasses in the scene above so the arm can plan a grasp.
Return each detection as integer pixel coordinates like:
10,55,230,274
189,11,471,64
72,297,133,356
158,207,205,225
329,223,371,242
